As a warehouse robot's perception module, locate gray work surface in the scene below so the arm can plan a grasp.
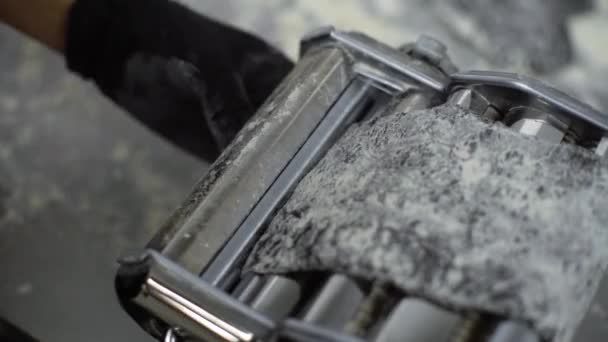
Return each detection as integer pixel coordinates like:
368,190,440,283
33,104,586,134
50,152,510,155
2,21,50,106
1,0,607,341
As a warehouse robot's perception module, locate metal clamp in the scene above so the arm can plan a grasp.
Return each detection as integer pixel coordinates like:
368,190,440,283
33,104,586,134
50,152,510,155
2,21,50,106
118,29,608,342
301,27,451,92
449,71,608,144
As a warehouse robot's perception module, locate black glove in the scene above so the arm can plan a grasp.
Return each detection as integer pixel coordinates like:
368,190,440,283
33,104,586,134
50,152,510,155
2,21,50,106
0,317,38,342
65,0,294,161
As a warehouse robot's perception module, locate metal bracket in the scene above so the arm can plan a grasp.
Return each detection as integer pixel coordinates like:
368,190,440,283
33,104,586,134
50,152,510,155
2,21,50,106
302,27,451,92
118,29,608,342
450,71,608,143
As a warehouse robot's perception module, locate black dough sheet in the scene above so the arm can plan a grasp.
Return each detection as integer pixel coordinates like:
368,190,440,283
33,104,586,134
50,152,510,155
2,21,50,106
246,105,608,342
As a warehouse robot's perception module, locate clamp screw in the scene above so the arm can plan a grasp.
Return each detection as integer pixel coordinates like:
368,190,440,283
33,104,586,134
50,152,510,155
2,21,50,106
411,35,458,75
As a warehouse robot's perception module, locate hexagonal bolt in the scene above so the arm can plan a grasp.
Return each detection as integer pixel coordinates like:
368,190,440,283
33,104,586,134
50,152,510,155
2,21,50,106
411,35,458,74
510,118,566,144
449,88,474,108
448,88,498,121
413,35,447,64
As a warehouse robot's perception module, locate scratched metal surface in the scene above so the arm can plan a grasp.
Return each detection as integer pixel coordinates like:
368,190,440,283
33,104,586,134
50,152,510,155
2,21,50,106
1,0,607,341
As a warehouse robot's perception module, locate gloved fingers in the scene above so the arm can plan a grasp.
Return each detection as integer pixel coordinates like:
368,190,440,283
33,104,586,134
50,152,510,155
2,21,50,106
66,0,293,161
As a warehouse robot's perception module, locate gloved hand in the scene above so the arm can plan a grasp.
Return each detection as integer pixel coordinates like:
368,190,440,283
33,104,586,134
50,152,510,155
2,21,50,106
66,0,294,160
1,0,294,161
